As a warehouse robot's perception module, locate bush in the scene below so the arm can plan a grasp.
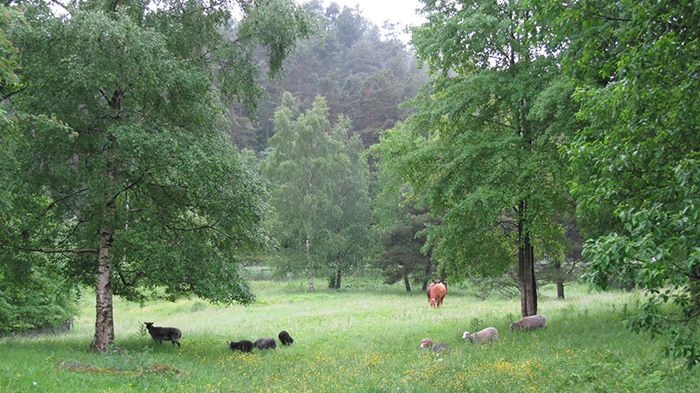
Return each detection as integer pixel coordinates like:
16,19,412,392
0,263,78,335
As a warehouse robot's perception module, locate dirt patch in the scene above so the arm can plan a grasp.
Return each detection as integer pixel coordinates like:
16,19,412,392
58,360,184,376
146,363,184,375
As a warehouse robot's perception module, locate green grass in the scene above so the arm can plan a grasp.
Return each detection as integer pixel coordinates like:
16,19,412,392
1,279,699,392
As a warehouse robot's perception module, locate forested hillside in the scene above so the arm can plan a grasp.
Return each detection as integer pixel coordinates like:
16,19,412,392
229,1,426,150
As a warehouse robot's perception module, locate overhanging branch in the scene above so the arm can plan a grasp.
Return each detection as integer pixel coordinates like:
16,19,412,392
15,246,98,254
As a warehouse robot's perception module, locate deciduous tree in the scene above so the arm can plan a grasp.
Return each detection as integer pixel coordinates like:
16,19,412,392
2,0,310,351
535,0,700,366
375,0,573,316
263,93,372,291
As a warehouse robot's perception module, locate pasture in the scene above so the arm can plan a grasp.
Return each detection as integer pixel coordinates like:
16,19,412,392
1,279,698,392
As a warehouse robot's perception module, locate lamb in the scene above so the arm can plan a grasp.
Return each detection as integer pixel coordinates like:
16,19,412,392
419,338,449,352
510,314,548,330
228,340,254,353
144,322,182,347
254,337,277,350
278,330,294,346
419,338,433,349
462,327,499,344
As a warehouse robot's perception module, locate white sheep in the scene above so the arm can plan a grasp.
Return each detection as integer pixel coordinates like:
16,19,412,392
510,314,548,330
462,327,499,344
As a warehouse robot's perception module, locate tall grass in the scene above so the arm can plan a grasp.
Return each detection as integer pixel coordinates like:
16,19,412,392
1,279,698,392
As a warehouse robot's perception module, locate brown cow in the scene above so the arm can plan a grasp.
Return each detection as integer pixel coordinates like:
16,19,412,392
428,282,447,307
426,279,447,298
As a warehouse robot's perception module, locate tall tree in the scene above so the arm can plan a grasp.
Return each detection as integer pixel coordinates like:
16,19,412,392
375,0,572,316
2,0,310,351
535,0,700,366
263,93,372,291
325,119,372,289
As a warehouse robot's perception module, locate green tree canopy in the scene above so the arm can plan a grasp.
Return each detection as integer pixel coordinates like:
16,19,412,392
535,0,700,366
2,0,310,350
375,0,574,316
263,93,372,291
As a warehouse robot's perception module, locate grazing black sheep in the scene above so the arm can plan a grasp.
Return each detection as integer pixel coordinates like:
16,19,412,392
254,337,277,350
144,322,182,347
278,330,294,346
228,340,254,353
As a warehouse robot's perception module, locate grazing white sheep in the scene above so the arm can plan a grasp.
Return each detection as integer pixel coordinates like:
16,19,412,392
462,327,499,344
510,314,548,330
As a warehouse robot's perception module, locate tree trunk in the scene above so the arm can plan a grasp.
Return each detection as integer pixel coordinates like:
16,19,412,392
403,270,411,292
308,272,315,292
90,226,115,351
91,130,118,351
335,265,342,290
555,260,565,299
421,260,432,291
517,200,537,317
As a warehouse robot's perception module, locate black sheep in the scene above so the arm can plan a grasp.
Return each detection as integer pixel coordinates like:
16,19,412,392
227,340,254,353
278,330,294,346
144,322,182,347
254,337,277,350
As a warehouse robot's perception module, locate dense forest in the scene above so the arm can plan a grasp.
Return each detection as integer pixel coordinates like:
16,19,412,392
0,0,698,367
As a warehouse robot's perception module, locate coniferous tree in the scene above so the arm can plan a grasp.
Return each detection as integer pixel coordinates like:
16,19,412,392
230,2,426,151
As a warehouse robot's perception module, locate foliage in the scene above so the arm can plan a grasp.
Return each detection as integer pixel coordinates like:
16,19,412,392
0,252,78,335
0,4,20,115
229,1,426,150
324,114,373,288
0,5,80,334
372,153,435,291
263,93,372,290
375,210,433,292
374,0,574,315
535,0,700,366
1,0,311,348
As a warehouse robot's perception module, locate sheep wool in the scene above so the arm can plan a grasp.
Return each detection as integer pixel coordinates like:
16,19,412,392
419,338,433,349
228,340,254,353
462,327,499,344
510,315,548,330
144,322,182,347
254,337,277,350
278,330,294,346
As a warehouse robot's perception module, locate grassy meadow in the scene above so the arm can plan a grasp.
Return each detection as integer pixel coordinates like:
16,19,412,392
1,279,699,392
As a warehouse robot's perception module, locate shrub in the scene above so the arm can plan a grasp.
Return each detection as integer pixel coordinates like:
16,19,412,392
0,262,78,335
